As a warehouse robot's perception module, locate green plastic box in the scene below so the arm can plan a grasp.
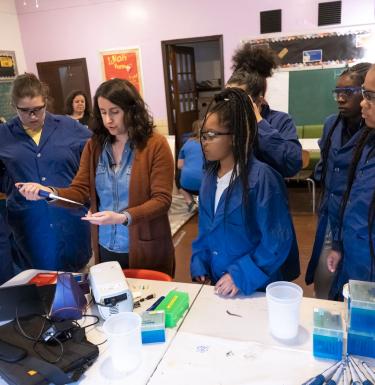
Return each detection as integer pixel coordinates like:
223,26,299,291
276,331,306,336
155,290,189,328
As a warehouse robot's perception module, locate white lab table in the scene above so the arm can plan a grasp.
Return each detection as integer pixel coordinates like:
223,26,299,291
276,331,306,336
148,285,346,385
2,272,371,385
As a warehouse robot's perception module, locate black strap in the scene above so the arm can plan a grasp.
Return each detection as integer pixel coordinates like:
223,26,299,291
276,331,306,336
21,356,72,385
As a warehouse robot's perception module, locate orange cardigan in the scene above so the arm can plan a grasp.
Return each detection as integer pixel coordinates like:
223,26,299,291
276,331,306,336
56,132,175,276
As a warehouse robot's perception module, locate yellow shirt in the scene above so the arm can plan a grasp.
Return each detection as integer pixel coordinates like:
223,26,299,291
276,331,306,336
23,126,42,145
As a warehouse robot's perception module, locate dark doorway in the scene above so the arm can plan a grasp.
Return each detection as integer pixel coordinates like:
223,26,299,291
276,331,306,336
37,58,91,114
162,35,224,154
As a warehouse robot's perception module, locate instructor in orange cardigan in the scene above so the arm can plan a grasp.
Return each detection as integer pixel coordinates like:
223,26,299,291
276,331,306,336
17,79,175,276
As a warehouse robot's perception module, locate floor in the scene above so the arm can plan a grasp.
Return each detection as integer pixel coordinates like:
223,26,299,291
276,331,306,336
172,185,318,298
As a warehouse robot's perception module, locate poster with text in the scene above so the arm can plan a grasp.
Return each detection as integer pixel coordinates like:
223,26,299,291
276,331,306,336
100,48,143,95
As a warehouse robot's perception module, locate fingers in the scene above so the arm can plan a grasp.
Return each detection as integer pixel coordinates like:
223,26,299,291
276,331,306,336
15,182,48,200
215,274,238,297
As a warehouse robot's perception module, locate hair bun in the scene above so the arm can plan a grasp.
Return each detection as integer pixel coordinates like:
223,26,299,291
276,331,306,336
232,43,278,78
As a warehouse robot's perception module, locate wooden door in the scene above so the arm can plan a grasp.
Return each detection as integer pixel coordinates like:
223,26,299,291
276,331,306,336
168,46,198,151
37,58,91,114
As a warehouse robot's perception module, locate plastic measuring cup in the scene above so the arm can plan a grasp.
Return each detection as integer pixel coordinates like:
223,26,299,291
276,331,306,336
266,281,303,340
103,312,142,373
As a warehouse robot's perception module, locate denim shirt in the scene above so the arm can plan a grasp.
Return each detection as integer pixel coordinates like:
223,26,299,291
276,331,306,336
96,140,134,252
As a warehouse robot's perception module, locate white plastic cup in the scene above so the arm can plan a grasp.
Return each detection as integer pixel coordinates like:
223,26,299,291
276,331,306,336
266,281,303,340
103,312,142,373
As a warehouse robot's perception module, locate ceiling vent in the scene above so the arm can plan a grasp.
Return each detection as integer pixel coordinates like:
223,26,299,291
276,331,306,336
260,9,282,34
318,1,342,26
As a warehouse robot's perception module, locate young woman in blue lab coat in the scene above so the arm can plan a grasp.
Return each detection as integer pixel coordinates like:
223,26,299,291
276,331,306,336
0,73,92,271
305,63,371,299
227,44,302,178
327,64,375,299
190,88,294,296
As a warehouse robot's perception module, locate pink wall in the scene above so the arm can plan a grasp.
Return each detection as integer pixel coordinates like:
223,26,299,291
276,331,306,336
15,0,375,120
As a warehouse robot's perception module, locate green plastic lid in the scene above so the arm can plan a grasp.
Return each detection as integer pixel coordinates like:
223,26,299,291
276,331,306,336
155,290,189,328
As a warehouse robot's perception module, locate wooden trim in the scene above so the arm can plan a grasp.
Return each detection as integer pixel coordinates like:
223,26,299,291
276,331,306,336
161,35,224,136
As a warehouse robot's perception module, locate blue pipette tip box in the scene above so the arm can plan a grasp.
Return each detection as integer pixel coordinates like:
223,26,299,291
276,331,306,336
348,280,375,335
347,330,375,358
313,308,343,360
141,310,166,344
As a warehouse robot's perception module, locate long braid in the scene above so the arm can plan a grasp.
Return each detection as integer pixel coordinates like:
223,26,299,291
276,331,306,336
337,127,373,246
368,190,375,280
201,87,257,217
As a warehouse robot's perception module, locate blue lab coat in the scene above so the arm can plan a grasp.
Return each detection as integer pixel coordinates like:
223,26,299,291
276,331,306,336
257,105,302,177
190,156,294,295
329,132,375,298
305,114,366,285
0,113,92,271
0,214,14,285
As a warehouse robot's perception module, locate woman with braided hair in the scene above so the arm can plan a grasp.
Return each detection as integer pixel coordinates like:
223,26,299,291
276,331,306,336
190,88,294,296
305,62,372,299
326,64,375,299
227,43,302,178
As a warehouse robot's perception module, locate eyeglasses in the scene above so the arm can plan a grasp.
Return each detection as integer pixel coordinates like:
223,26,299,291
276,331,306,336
361,86,375,104
332,87,362,101
200,130,232,141
16,105,46,117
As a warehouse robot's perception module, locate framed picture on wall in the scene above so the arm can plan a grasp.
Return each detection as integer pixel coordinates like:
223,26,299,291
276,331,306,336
100,47,143,95
0,51,18,81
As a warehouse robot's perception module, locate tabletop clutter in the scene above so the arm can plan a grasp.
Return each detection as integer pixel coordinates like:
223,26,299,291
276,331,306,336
0,261,374,384
302,279,375,385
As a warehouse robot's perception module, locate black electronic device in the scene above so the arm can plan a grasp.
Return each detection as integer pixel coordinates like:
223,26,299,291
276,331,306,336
0,284,55,321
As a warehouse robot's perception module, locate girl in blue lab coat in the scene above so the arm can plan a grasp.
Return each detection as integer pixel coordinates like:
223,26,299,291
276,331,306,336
0,73,92,271
227,44,301,281
228,43,302,178
327,64,375,299
305,63,372,299
190,88,294,296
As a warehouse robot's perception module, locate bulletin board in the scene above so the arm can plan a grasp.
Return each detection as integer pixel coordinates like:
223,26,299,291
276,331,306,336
100,48,143,95
0,51,17,80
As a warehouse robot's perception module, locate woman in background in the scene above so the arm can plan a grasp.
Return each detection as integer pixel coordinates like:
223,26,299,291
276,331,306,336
17,78,175,276
191,88,294,296
0,73,92,271
65,90,92,127
177,120,204,212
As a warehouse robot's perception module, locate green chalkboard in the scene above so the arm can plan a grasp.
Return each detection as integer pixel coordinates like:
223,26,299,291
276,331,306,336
288,67,344,126
0,82,14,121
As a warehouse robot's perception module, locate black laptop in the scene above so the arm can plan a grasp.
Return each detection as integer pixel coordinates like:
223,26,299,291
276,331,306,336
0,284,55,321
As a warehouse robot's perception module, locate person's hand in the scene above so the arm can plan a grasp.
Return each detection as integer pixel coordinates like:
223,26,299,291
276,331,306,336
193,275,211,284
81,210,126,226
215,273,239,297
327,250,342,273
15,182,52,201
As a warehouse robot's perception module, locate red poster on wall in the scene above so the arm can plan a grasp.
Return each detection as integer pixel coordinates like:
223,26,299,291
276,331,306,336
100,48,143,95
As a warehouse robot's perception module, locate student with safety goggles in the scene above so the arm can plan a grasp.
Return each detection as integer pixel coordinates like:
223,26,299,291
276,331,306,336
306,62,372,299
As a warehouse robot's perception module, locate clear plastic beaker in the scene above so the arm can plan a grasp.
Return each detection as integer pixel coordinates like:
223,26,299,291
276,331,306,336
266,281,303,340
103,312,142,373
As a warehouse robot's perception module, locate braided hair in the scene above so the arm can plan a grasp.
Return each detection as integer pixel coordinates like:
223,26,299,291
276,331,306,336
201,87,258,213
337,127,373,252
318,63,371,209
